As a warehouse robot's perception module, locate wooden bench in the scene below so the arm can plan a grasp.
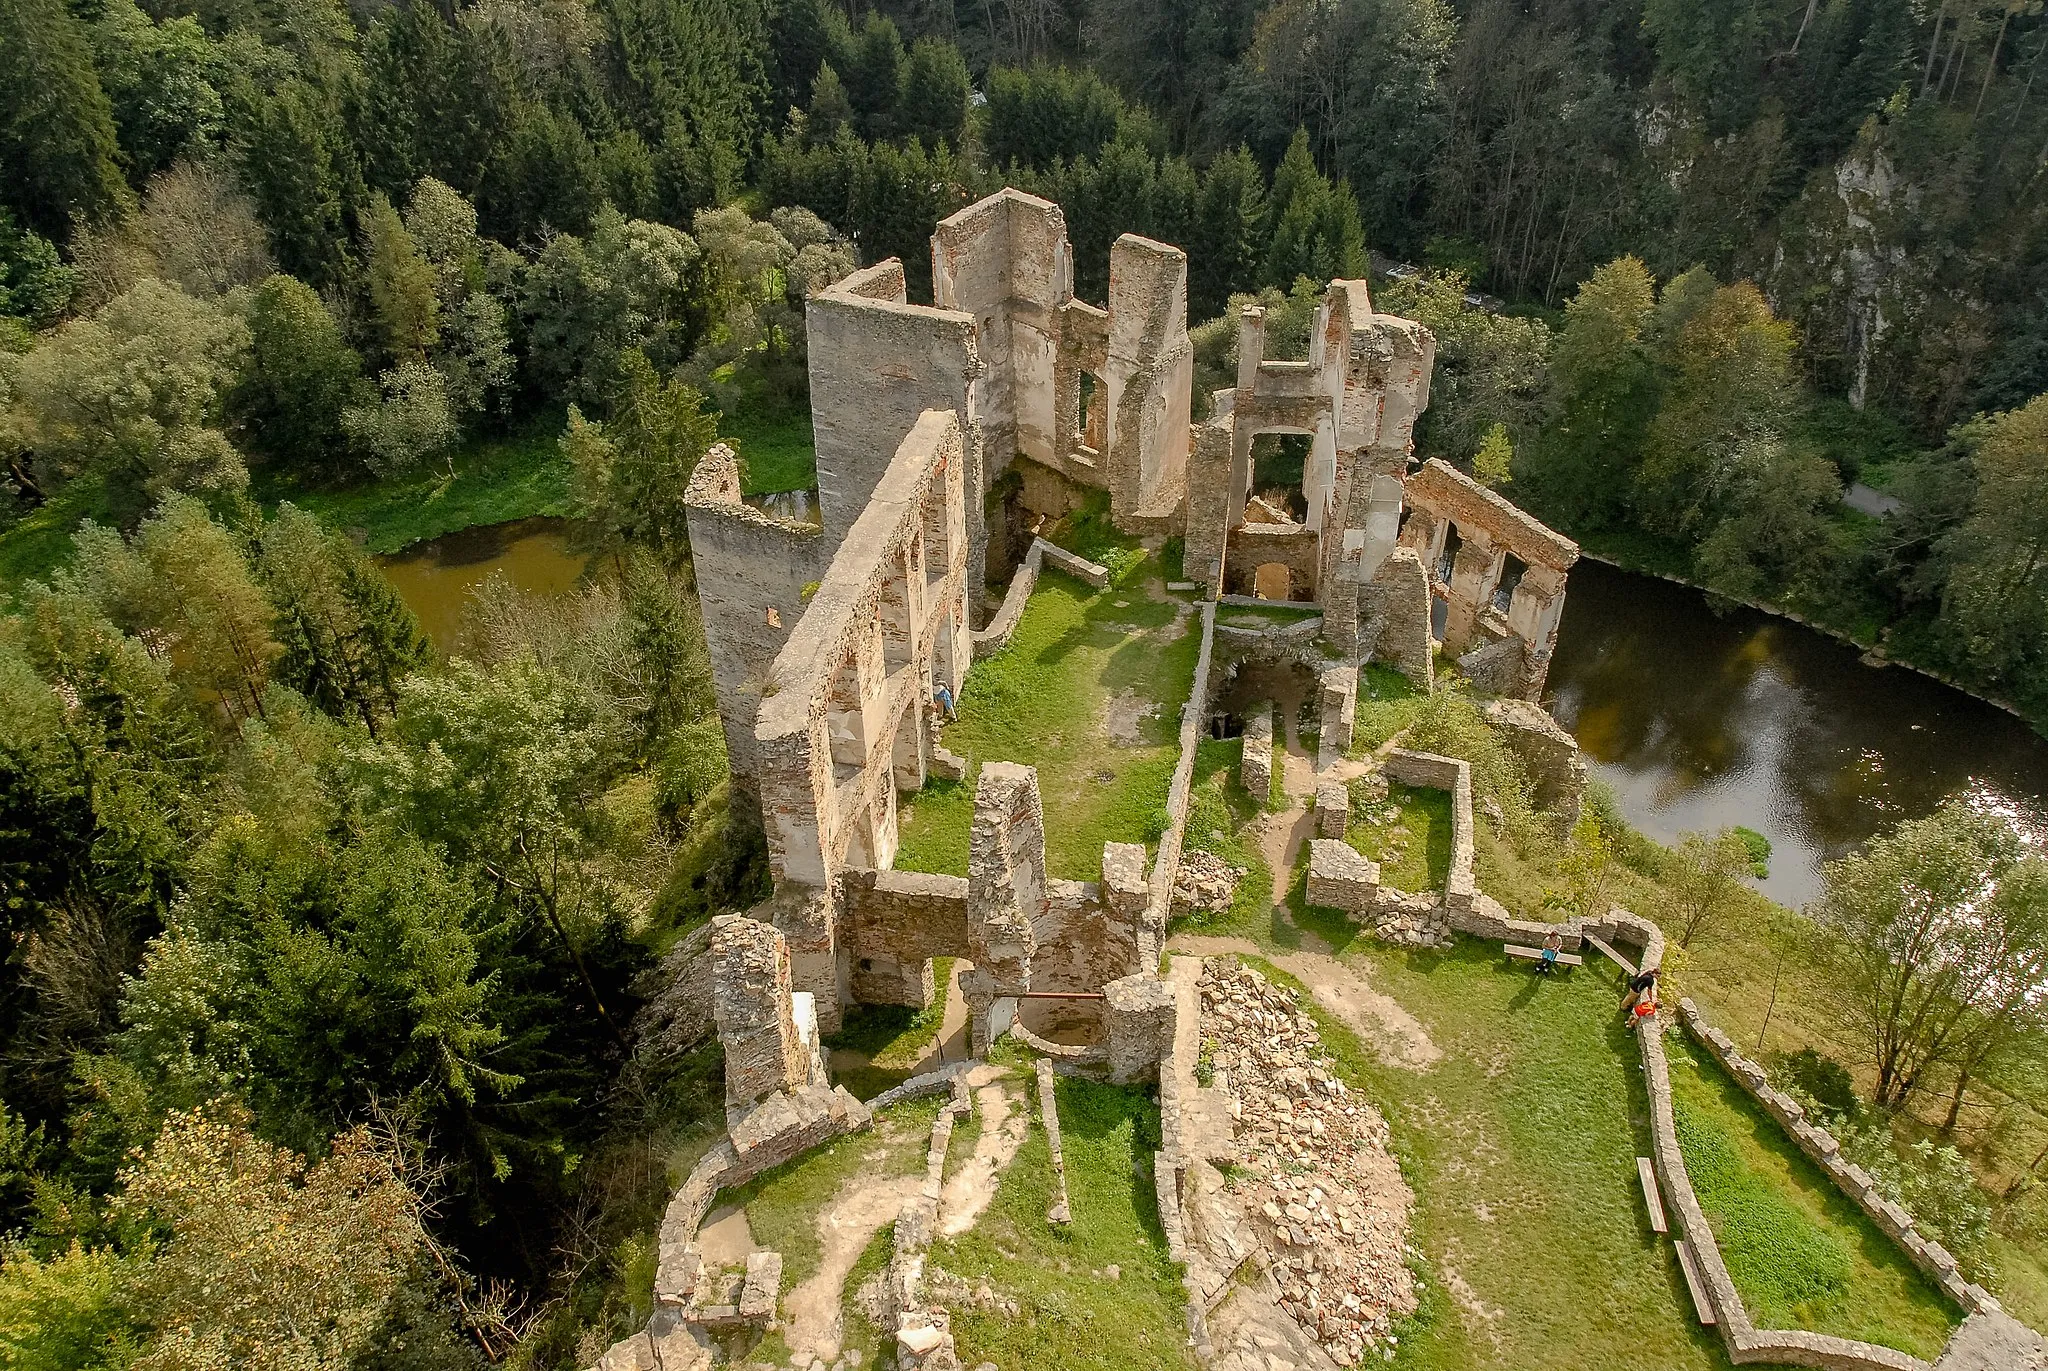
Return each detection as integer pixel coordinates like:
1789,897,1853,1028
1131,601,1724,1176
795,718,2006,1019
1505,943,1583,970
1673,1240,1718,1326
1637,1157,1669,1234
1585,933,1637,977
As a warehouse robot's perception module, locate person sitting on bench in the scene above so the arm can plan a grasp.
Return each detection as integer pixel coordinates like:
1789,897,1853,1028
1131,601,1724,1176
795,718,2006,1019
1535,930,1565,975
1622,966,1659,1016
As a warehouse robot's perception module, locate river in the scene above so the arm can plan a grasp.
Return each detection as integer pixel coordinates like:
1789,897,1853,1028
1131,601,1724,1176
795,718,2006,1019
1547,559,2048,908
374,519,2048,911
375,516,590,654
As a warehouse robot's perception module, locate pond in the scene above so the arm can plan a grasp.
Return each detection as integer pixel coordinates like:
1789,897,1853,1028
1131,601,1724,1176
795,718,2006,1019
375,516,589,654
1546,559,2048,908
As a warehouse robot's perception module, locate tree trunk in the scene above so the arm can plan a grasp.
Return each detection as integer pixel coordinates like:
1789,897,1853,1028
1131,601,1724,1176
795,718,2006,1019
1924,1,1951,95
1977,11,2014,118
1942,1064,1971,1132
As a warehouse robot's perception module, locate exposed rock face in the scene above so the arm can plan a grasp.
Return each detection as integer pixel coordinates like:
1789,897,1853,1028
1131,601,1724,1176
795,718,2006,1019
1199,960,1417,1366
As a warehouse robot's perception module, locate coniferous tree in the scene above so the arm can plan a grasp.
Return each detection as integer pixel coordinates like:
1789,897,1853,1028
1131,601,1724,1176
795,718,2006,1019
0,0,132,237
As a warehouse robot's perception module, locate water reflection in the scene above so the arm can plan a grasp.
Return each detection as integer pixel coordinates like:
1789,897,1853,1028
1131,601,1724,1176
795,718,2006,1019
1547,560,2048,908
375,517,590,654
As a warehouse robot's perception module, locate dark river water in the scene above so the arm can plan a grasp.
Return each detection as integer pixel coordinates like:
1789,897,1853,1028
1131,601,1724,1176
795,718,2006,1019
375,517,588,653
1547,559,2048,908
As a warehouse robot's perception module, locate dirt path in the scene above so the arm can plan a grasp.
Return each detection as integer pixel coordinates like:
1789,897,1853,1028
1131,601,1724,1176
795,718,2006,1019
1171,935,1442,1069
907,960,970,1074
938,1071,1027,1237
779,1170,924,1365
693,1205,757,1264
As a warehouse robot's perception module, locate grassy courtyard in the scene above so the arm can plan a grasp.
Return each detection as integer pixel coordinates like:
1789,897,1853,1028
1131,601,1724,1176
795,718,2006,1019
893,559,1199,880
1665,1038,1956,1357
933,1076,1193,1369
1347,781,1455,894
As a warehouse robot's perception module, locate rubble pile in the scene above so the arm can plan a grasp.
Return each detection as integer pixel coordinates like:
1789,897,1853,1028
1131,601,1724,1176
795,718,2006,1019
1200,960,1418,1366
1174,850,1245,913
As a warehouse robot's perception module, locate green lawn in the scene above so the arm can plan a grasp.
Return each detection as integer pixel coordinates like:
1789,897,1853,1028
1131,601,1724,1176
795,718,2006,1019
252,410,575,554
1665,1039,1958,1358
894,562,1198,880
1347,781,1454,894
0,473,111,598
1238,941,1742,1371
1353,663,1431,751
1178,736,1278,932
718,399,817,495
932,1076,1193,1369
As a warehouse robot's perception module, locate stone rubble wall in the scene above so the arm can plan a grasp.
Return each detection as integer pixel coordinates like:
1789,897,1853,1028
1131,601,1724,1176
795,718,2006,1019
887,1076,977,1369
1482,697,1587,826
1357,546,1434,693
1240,702,1274,803
1316,665,1357,770
1036,1059,1073,1226
1382,749,1475,910
1677,998,2001,1319
1139,602,1218,969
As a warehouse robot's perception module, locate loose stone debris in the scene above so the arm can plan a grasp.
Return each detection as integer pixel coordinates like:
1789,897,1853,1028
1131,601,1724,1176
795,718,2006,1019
1200,959,1417,1365
1174,850,1246,914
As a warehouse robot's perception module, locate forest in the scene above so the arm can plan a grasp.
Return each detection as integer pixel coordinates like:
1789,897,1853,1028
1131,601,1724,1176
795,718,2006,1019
0,0,2045,1364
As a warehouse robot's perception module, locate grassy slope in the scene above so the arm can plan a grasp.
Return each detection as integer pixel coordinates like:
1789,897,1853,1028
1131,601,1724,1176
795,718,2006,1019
1245,938,1737,1371
718,400,817,495
822,960,955,1101
894,563,1198,880
0,474,111,599
933,1076,1194,1369
1666,1039,1956,1357
252,411,575,555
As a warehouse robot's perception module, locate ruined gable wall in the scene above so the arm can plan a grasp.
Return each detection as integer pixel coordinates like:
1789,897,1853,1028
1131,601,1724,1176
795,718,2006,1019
1104,234,1193,522
806,277,982,567
684,445,829,798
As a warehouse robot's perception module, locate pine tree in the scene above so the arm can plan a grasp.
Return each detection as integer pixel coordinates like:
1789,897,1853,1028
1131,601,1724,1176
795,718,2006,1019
237,274,366,477
0,0,132,237
362,193,440,365
1191,147,1267,320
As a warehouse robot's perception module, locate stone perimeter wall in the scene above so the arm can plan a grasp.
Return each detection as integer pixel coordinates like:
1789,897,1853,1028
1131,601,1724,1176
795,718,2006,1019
1675,998,2001,1322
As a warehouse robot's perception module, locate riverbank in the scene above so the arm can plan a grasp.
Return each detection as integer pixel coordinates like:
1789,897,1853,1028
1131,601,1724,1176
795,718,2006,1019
1558,517,2044,738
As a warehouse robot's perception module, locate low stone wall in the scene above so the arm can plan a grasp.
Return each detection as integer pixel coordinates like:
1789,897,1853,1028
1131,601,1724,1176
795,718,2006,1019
1037,1059,1073,1225
1036,537,1111,589
1638,1017,1937,1371
1383,748,1476,910
1677,998,2000,1319
1141,603,1217,966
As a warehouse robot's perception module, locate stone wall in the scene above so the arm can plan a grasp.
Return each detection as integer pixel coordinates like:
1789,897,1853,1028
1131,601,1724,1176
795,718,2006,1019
1399,458,1578,700
711,915,813,1112
683,445,829,803
1383,748,1475,909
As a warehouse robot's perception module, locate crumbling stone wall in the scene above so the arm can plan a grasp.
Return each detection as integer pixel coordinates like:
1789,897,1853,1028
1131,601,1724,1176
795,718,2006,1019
683,445,829,802
964,762,1045,1052
1484,697,1587,825
1399,458,1578,700
712,915,816,1112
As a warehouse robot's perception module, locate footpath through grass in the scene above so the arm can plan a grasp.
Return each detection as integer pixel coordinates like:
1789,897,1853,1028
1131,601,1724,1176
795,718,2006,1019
1665,1038,1957,1357
932,1075,1193,1369
894,560,1198,880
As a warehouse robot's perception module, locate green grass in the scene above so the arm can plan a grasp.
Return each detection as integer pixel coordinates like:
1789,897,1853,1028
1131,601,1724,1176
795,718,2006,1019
1346,781,1453,894
1178,736,1277,932
717,399,817,495
1353,663,1430,751
0,473,110,598
1665,1038,1957,1357
720,1097,941,1291
1217,602,1325,627
252,411,575,554
894,562,1198,880
1234,942,1738,1371
822,959,955,1099
931,1075,1193,1369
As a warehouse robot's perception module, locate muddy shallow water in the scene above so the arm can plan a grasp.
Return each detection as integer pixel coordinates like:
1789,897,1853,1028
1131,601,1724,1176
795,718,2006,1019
1546,559,2048,908
374,516,590,654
